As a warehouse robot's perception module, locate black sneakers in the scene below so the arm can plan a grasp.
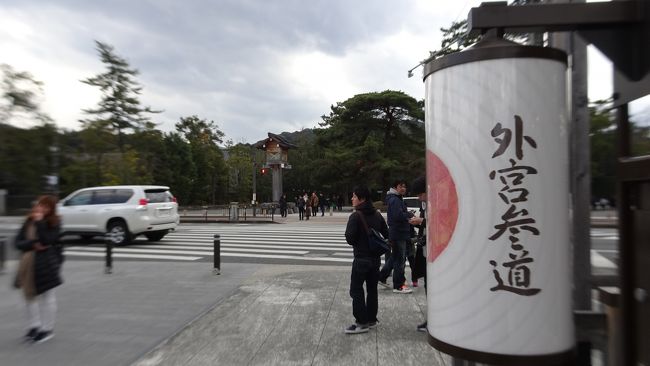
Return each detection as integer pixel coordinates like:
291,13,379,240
23,328,39,342
32,330,54,344
344,323,369,334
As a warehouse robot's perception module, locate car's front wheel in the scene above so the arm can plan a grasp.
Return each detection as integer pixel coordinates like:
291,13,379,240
107,220,131,246
145,230,168,242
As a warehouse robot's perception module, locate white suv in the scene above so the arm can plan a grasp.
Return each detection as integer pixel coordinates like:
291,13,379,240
58,185,179,245
403,196,423,216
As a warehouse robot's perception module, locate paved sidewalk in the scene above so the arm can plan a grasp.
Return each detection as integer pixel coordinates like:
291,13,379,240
0,259,262,366
0,256,446,366
134,265,448,366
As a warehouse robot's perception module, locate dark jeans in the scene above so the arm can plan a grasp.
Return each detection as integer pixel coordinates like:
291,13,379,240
378,250,393,282
379,240,406,289
406,240,416,282
350,257,380,325
298,208,305,220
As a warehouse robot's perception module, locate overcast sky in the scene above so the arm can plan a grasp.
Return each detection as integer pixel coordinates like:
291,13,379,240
2,0,633,143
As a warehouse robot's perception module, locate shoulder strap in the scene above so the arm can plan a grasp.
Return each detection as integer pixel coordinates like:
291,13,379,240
355,211,371,234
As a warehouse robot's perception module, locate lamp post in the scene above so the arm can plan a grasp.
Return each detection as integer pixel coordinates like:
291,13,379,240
251,146,257,217
48,145,59,196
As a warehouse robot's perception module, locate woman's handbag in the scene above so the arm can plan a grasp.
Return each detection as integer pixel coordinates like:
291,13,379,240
14,251,36,299
356,211,390,256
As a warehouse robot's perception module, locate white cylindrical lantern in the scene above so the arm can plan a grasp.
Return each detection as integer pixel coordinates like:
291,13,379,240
423,38,574,365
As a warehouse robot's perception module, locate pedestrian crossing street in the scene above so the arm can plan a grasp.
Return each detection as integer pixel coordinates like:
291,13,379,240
61,224,621,269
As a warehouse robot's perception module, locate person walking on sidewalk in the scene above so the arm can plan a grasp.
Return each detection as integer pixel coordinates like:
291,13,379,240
409,175,429,332
297,195,306,220
378,179,414,294
13,195,64,344
319,193,326,216
311,192,319,217
344,185,389,334
279,194,288,218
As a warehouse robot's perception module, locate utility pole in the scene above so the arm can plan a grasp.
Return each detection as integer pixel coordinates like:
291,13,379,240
547,0,592,313
251,147,257,217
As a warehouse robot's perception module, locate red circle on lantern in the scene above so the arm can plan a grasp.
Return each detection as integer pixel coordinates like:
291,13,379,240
427,150,459,262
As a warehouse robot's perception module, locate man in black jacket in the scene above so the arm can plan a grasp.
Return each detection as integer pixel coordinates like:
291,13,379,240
344,186,389,334
409,175,428,332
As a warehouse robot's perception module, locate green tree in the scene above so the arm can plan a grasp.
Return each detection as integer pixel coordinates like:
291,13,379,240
175,115,227,205
81,41,161,154
0,123,58,196
282,129,319,197
224,142,254,203
0,65,57,199
317,90,425,194
435,20,481,58
0,64,51,124
589,101,650,202
156,132,197,206
426,1,542,63
589,101,617,201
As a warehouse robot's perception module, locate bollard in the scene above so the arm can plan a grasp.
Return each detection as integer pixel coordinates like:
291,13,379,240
105,233,113,274
0,236,6,274
213,234,221,275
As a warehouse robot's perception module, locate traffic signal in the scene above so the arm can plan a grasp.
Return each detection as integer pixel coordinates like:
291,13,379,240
260,168,268,175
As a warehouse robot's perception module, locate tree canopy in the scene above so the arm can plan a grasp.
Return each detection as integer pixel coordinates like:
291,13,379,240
81,41,161,153
315,90,425,195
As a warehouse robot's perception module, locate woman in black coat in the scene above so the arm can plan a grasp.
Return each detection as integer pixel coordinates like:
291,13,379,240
14,195,63,344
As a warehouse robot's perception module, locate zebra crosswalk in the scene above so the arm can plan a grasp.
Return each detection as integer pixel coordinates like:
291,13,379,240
60,224,620,269
63,224,355,266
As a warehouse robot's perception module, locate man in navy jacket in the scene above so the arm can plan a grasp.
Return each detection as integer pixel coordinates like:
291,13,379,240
378,179,414,293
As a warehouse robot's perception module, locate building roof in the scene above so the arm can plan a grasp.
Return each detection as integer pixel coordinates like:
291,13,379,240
253,132,298,150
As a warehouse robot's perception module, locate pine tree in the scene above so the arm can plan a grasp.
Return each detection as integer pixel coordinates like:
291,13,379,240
81,41,161,153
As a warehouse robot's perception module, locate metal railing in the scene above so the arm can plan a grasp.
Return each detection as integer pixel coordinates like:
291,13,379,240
179,204,277,222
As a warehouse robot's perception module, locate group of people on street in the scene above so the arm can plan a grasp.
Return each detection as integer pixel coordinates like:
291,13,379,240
344,176,428,334
294,191,344,220
280,191,347,220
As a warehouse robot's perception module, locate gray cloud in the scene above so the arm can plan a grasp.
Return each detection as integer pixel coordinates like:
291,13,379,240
1,0,482,142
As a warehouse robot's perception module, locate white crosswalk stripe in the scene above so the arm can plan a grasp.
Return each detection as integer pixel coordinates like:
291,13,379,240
64,225,355,264
61,225,620,268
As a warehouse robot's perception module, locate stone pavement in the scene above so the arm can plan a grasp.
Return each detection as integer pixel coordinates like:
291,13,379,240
134,265,447,366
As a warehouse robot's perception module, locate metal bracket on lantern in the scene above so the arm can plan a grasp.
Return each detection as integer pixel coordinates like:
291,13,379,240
467,1,650,82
